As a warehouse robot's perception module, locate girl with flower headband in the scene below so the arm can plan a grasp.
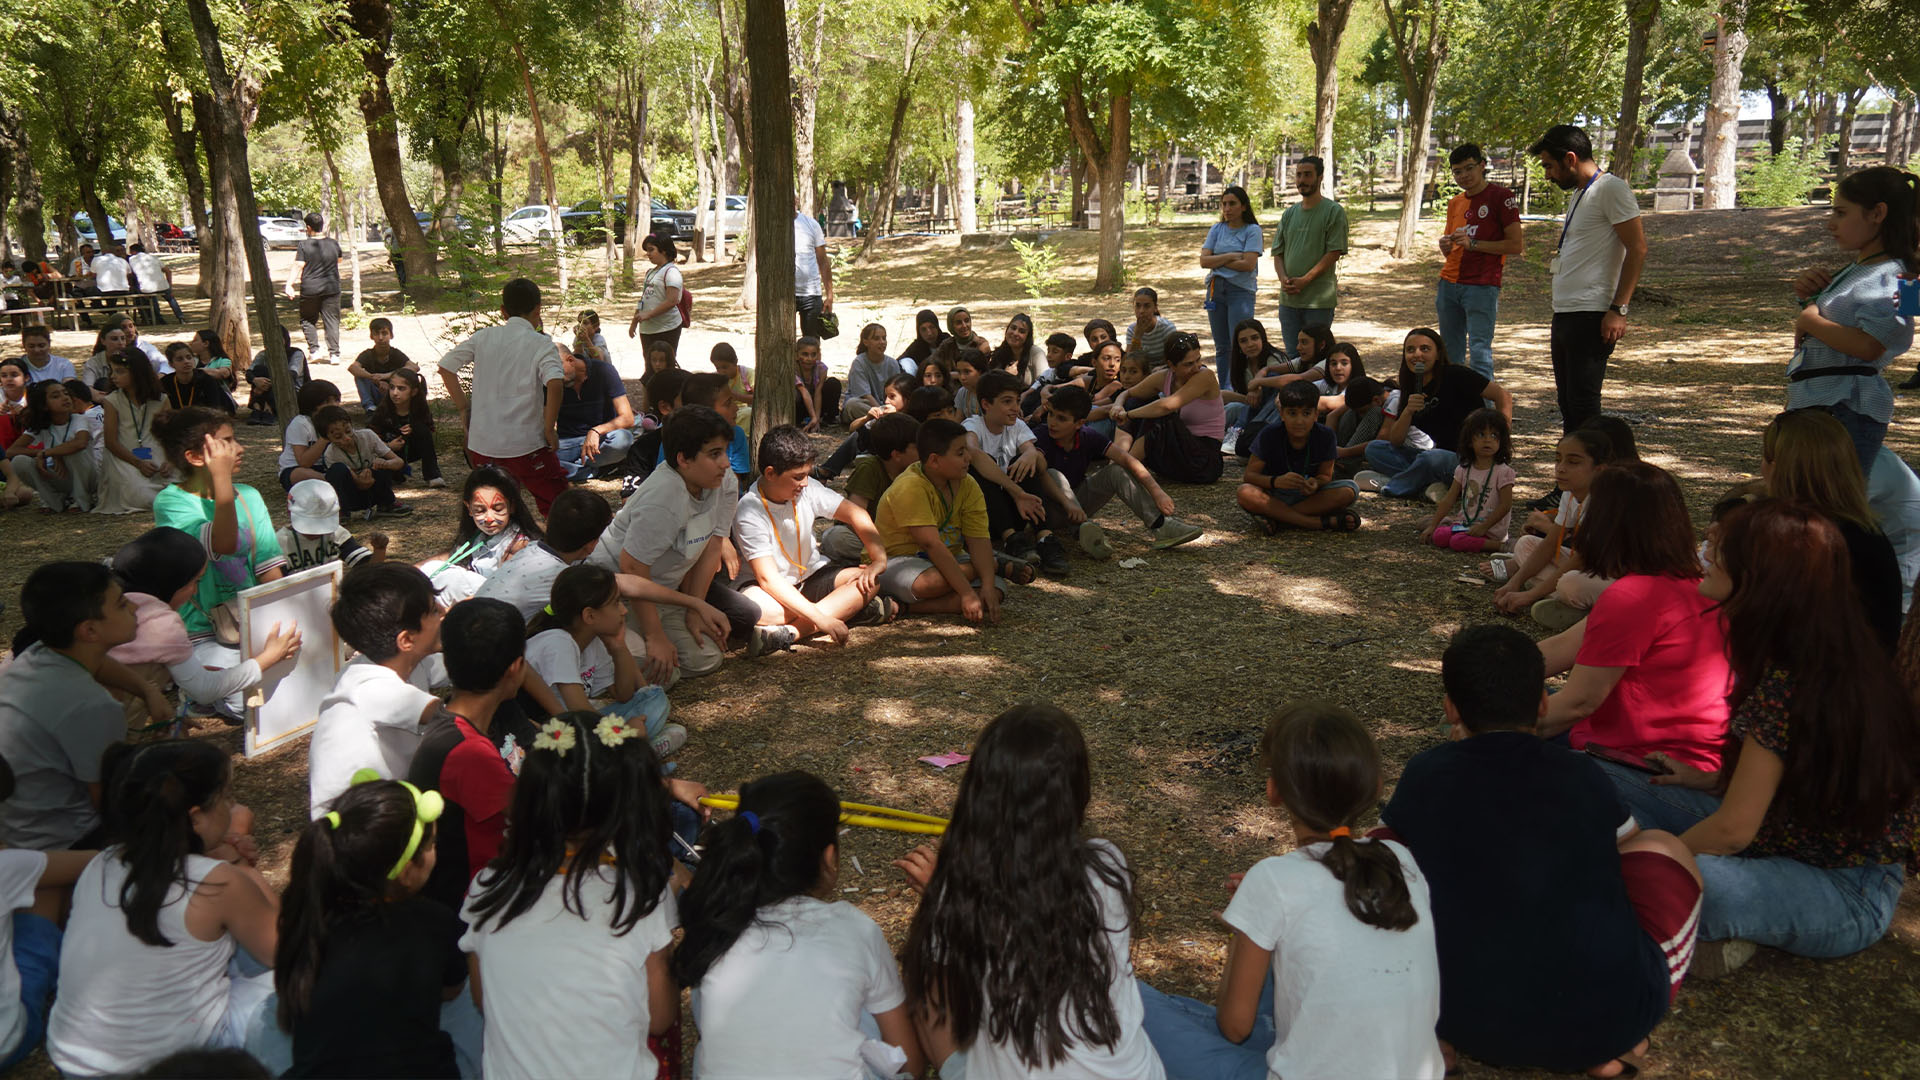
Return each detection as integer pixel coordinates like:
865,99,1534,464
674,770,925,1079
522,565,684,761
268,772,474,1078
1135,702,1444,1078
47,739,280,1076
460,710,705,1079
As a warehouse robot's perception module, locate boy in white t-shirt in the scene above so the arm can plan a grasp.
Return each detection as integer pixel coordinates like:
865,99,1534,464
277,380,340,492
309,563,445,818
0,753,95,1071
734,426,893,653
963,370,1068,577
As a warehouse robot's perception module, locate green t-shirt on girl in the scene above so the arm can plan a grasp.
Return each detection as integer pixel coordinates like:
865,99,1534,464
153,482,289,638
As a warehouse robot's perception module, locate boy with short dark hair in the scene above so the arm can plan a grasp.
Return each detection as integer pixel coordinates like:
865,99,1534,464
873,418,1004,623
1237,379,1361,534
310,563,444,817
964,370,1059,577
1033,385,1204,559
631,367,690,486
820,413,919,563
347,316,416,414
315,403,411,520
407,597,530,912
675,372,751,482
905,385,955,424
1333,375,1388,476
1382,625,1703,1077
734,426,893,651
18,326,76,386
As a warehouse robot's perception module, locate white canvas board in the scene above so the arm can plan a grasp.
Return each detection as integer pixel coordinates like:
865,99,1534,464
239,561,345,757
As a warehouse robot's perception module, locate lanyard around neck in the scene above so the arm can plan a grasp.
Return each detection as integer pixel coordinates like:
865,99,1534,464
1555,171,1600,254
756,490,810,571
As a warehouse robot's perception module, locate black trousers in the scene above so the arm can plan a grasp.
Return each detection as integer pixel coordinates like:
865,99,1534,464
796,294,825,338
974,467,1049,540
1549,311,1615,433
395,424,442,482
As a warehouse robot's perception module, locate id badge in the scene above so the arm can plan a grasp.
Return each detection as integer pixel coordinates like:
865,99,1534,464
1547,256,1560,275
132,447,153,461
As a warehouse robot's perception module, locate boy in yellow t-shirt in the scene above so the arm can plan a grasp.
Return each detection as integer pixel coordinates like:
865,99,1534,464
873,418,1004,624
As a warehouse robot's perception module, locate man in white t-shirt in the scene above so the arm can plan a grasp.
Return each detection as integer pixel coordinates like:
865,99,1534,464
438,278,568,514
733,425,890,651
1530,124,1646,435
126,243,185,324
794,209,833,339
308,564,443,818
88,245,131,302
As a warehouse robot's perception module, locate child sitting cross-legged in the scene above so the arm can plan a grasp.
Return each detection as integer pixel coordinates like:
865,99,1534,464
1033,384,1204,565
309,564,445,819
734,425,895,653
315,404,411,521
1138,701,1445,1080
964,369,1054,580
1381,626,1703,1078
1236,379,1361,534
1420,408,1516,554
523,564,685,758
873,418,1008,625
675,771,925,1079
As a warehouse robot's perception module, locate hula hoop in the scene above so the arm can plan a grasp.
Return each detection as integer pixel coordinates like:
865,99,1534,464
699,794,949,835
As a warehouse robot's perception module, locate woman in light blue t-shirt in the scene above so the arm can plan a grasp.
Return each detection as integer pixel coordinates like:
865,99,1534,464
1200,185,1264,387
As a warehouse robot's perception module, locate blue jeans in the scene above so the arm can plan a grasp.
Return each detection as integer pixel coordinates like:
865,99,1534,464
1824,402,1886,482
354,375,386,414
0,913,60,1070
1275,305,1334,363
556,427,635,480
1207,280,1257,387
1435,280,1500,380
1138,976,1276,1080
1363,441,1459,499
1594,758,1908,957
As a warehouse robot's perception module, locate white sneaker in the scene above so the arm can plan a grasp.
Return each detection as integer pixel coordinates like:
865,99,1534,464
748,624,799,657
1423,481,1449,504
1151,518,1204,550
1220,426,1242,455
1354,470,1390,493
651,722,688,758
428,477,447,489
1078,521,1114,560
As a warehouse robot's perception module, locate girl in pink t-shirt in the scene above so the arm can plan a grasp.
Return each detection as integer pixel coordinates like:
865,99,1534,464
1424,408,1515,553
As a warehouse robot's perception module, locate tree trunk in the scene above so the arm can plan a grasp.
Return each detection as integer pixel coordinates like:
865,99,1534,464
7,121,46,263
1306,0,1355,194
1069,147,1086,227
1835,86,1864,172
194,91,248,352
1610,0,1658,178
688,68,713,263
1061,75,1131,291
183,0,296,425
1763,77,1788,156
1383,0,1447,258
156,88,213,296
791,0,828,217
858,28,921,266
595,102,618,303
320,147,358,313
504,38,568,296
620,65,650,286
489,110,507,256
1701,1,1748,210
347,185,362,311
956,83,978,233
745,0,797,452
346,0,436,285
1889,94,1914,167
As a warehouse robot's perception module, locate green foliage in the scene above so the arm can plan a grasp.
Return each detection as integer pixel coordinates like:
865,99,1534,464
1010,237,1064,299
1740,136,1833,208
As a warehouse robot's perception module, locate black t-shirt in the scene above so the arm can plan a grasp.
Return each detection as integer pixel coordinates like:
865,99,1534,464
1405,364,1491,449
162,371,234,414
286,896,465,1078
1381,732,1669,1071
1248,422,1335,477
354,346,413,377
295,237,343,296
557,358,628,438
901,332,948,366
1031,424,1112,489
1836,517,1902,652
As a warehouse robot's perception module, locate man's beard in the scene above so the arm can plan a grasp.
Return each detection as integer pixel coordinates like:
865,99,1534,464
1550,172,1578,191
1297,179,1320,197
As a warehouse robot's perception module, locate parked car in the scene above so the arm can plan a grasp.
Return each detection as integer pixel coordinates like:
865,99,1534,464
560,198,696,248
258,216,306,247
705,194,747,238
500,204,567,245
73,213,127,245
155,222,198,249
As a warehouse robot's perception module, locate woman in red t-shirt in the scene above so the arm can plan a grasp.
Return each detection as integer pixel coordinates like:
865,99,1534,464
1536,463,1730,770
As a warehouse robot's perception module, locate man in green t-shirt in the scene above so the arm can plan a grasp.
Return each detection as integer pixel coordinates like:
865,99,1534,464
1269,156,1348,363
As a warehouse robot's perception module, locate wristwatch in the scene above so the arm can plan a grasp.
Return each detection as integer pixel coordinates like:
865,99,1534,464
1608,303,1630,316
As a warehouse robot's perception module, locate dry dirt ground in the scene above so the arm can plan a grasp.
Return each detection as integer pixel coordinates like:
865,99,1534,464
3,206,1917,1078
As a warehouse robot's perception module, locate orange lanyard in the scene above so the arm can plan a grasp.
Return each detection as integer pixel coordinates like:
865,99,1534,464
757,490,809,570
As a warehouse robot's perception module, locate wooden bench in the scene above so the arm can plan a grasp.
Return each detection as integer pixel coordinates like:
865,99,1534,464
3,306,55,334
53,294,156,331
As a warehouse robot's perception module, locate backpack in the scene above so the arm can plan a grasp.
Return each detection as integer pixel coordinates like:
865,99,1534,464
676,284,692,329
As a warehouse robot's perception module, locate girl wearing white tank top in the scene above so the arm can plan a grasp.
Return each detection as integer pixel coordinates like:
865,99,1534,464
48,739,280,1077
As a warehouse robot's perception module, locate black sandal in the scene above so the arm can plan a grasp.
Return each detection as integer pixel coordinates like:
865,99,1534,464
995,556,1037,586
1321,508,1362,532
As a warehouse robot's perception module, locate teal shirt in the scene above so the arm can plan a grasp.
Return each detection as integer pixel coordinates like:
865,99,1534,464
1270,198,1349,311
152,482,288,638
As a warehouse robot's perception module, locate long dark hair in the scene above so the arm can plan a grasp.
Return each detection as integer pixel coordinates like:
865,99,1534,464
98,739,230,947
194,328,233,363
1395,327,1450,390
903,705,1133,1069
114,349,162,406
1717,499,1919,836
22,378,73,432
1263,701,1418,931
524,564,618,638
372,369,433,430
1229,318,1280,395
671,771,840,987
1221,183,1259,226
1572,463,1699,580
465,711,672,935
1835,165,1919,271
453,466,543,554
1295,324,1335,372
276,780,434,1028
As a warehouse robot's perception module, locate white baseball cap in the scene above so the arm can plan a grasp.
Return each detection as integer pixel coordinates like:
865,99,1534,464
288,479,341,535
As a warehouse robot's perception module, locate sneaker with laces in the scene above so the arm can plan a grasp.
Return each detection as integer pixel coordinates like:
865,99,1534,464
1078,521,1114,560
1035,534,1071,578
1530,597,1587,633
1151,518,1204,550
1002,530,1038,564
1688,938,1756,979
651,722,688,758
1354,470,1390,493
428,477,447,489
748,624,799,657
851,594,898,626
621,474,642,498
1529,487,1563,512
1423,481,1449,504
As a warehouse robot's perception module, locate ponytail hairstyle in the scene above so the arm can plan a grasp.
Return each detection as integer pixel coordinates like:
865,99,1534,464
194,328,234,364
276,777,440,1028
465,710,672,935
374,368,433,430
96,739,231,946
524,564,619,639
1834,165,1919,272
451,466,543,553
1261,701,1418,932
671,771,841,987
904,704,1133,1070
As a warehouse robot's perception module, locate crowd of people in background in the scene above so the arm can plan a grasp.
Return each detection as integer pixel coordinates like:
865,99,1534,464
0,123,1912,1079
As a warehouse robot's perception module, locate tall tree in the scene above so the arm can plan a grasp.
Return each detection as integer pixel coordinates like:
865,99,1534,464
1701,0,1748,208
1382,0,1448,258
1306,0,1357,193
1609,0,1659,178
745,0,796,449
857,23,931,264
345,0,438,285
791,0,831,215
